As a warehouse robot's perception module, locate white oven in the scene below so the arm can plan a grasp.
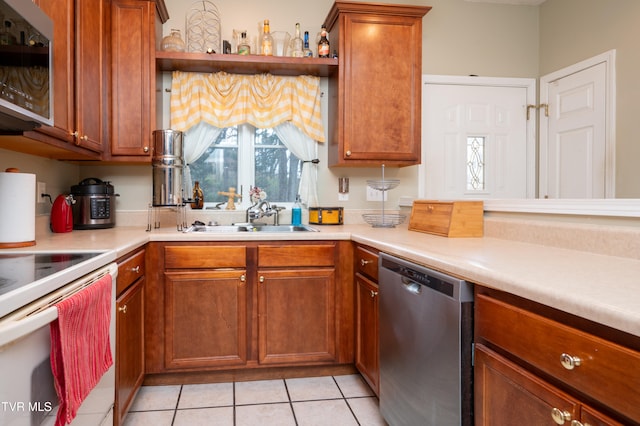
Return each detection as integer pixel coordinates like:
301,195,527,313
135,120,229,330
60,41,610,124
0,260,117,426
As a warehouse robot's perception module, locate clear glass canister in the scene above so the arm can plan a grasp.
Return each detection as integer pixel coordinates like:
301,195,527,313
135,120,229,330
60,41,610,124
161,29,186,52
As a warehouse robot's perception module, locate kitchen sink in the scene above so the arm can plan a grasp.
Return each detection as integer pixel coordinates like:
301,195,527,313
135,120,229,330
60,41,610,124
185,225,248,233
243,224,318,232
184,224,318,233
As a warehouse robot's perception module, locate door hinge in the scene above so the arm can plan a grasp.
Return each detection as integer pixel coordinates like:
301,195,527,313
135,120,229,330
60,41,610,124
526,103,550,120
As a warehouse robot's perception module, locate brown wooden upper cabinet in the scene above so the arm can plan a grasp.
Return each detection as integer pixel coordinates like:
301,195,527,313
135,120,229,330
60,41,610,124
107,0,168,162
324,2,430,167
25,0,167,161
32,0,106,156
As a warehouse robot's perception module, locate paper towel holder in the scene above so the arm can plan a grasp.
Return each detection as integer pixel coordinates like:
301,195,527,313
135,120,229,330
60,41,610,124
0,168,36,248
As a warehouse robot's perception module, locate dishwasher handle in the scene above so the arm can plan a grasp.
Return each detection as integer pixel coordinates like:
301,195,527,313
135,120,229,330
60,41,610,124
401,277,422,295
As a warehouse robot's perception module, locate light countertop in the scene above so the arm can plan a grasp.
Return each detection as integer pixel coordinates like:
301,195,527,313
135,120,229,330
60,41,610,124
7,222,640,338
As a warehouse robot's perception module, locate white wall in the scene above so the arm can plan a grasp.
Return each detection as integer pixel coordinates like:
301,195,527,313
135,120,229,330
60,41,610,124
539,0,640,198
0,148,79,215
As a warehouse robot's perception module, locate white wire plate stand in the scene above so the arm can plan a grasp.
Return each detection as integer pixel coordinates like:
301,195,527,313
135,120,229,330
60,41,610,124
186,1,222,53
363,165,406,228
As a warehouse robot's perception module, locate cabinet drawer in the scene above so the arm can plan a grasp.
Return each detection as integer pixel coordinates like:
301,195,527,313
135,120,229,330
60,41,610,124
355,245,378,282
476,294,640,422
165,246,246,269
258,244,335,267
117,249,145,295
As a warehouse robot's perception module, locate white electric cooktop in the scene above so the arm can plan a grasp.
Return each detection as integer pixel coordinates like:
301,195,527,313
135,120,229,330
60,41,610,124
0,251,115,318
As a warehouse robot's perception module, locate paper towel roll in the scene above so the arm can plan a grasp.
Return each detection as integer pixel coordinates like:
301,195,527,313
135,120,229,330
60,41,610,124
0,171,36,248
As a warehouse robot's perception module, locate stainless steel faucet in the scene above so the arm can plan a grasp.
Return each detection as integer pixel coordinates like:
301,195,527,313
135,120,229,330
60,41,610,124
246,201,285,225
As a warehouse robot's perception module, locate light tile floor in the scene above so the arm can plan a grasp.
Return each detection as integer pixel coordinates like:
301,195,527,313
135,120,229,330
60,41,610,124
124,374,387,426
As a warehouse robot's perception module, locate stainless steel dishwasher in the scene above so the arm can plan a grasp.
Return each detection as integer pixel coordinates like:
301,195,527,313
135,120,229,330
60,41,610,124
379,253,474,426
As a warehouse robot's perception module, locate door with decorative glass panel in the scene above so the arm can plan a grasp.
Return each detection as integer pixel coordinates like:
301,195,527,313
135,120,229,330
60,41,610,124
420,76,536,199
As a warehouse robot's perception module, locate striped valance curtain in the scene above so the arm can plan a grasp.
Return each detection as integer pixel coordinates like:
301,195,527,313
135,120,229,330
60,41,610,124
169,71,325,142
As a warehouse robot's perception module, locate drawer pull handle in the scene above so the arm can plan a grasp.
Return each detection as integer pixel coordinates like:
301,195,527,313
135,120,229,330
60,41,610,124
560,353,581,370
118,305,127,314
360,259,372,266
551,407,572,425
131,266,140,274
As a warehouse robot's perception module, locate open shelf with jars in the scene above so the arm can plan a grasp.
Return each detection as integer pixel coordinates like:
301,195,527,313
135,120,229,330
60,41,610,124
155,51,338,77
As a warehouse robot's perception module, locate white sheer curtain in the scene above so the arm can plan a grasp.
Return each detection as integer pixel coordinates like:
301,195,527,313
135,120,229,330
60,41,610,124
274,121,319,207
182,122,223,196
181,121,319,207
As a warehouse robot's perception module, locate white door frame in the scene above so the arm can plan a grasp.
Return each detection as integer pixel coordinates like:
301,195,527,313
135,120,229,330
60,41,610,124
419,75,537,199
539,50,616,198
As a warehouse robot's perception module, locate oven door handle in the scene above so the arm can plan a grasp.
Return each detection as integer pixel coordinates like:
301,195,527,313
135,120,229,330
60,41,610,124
0,306,57,348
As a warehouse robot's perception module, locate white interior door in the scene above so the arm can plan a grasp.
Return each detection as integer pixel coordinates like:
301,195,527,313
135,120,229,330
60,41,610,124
420,76,536,200
539,50,615,199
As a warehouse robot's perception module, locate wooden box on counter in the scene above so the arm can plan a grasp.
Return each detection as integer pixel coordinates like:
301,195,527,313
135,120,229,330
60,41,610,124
408,200,484,237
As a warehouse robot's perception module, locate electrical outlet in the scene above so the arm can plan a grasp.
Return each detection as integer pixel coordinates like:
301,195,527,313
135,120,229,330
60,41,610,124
366,186,386,202
37,182,46,203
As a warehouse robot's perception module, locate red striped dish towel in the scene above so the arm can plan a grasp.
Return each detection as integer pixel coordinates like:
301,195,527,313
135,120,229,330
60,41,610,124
50,273,113,426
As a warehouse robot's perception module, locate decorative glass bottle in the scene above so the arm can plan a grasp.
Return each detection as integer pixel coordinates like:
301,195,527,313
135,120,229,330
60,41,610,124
161,29,186,52
303,31,313,58
237,31,251,55
317,25,330,58
261,20,274,56
290,23,303,58
190,181,204,209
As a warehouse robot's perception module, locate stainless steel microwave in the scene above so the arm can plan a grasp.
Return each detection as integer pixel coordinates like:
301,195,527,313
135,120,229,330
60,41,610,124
0,0,53,132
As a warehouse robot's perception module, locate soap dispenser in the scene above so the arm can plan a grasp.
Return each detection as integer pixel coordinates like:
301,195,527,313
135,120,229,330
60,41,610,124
291,195,302,226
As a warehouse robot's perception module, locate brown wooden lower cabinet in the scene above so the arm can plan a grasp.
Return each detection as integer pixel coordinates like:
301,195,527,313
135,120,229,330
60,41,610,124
144,241,354,379
164,270,247,370
475,344,621,426
354,244,380,395
355,273,379,395
115,249,145,426
258,269,336,365
475,288,638,425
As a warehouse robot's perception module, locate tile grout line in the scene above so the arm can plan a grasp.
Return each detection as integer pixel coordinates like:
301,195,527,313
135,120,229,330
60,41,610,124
283,378,300,426
233,381,237,426
332,376,362,426
170,385,183,426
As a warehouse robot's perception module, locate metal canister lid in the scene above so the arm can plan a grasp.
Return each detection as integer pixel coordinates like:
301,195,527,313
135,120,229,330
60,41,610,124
152,129,184,158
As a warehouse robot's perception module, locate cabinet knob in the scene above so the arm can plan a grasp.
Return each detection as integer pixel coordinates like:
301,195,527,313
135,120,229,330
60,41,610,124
370,290,378,298
560,353,581,370
259,276,265,283
240,274,246,282
346,150,351,157
70,131,79,138
80,135,89,141
551,407,572,425
143,146,149,153
570,421,584,426
131,265,140,274
118,305,127,314
360,259,372,266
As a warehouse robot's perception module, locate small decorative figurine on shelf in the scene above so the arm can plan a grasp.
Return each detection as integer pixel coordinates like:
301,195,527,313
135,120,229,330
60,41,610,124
217,187,242,210
249,186,267,205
